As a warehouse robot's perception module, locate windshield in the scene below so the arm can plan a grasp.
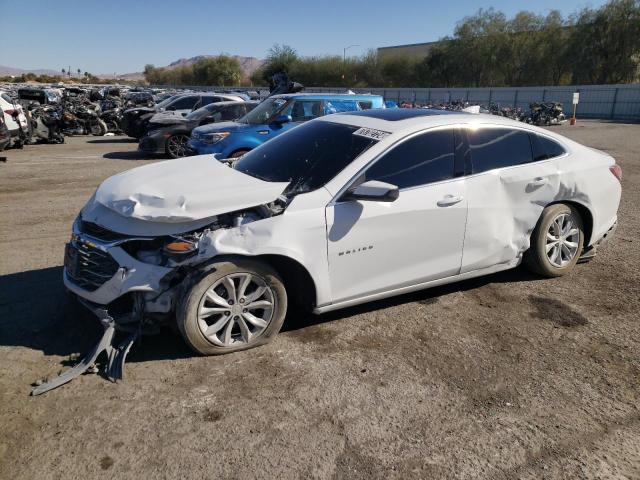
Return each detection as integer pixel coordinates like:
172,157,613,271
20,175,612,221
234,121,378,195
238,97,289,125
186,103,215,121
155,95,179,109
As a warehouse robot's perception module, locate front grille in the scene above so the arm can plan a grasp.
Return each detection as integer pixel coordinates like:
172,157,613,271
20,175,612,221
65,242,120,292
80,220,128,242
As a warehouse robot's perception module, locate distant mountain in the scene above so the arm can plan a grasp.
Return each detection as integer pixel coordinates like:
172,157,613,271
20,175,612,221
0,65,65,76
1,55,266,82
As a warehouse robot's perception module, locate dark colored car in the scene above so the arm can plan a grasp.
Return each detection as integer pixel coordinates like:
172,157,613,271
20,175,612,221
139,101,258,158
120,93,246,139
0,116,10,151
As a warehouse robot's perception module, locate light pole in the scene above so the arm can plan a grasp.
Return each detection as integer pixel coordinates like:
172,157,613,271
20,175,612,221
343,44,360,62
342,44,360,85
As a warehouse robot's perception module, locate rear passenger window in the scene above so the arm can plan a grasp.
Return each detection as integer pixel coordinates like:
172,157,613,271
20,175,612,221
365,129,455,189
467,128,533,173
169,96,198,110
530,134,565,161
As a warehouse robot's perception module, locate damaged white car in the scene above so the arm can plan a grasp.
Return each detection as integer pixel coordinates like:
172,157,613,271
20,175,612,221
33,108,621,394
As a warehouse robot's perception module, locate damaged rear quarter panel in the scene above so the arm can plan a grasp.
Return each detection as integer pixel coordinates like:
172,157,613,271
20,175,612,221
461,135,619,273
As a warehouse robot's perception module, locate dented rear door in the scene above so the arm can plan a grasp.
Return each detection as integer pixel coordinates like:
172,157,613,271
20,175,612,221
460,126,560,273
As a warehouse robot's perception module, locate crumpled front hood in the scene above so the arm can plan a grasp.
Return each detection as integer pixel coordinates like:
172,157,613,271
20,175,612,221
82,155,289,236
149,112,190,125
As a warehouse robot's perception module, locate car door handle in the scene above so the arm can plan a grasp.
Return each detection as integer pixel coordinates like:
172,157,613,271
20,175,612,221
527,177,548,187
437,195,464,207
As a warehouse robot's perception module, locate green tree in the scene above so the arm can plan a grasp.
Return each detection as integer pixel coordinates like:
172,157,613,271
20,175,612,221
568,0,640,84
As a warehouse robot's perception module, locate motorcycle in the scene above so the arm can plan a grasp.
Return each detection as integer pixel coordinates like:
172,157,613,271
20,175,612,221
27,103,64,144
528,102,566,126
100,106,124,134
61,102,107,136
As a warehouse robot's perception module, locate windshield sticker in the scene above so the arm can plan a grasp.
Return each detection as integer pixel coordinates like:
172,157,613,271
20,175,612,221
353,127,390,141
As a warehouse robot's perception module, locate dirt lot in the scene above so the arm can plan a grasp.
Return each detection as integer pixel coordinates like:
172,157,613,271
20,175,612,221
0,122,639,480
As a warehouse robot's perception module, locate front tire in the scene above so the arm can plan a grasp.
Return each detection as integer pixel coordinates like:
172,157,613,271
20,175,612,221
176,259,287,355
165,134,190,159
524,204,584,277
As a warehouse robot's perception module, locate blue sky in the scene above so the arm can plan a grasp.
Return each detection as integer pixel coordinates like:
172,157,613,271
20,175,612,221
0,0,608,74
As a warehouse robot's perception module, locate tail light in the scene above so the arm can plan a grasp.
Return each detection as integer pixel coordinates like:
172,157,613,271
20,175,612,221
609,164,622,182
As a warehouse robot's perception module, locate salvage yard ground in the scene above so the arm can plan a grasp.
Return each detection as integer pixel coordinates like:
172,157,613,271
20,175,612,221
0,121,639,480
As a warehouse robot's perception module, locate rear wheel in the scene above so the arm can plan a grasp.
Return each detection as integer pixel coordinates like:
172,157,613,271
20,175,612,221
176,259,287,355
165,134,190,158
524,204,584,277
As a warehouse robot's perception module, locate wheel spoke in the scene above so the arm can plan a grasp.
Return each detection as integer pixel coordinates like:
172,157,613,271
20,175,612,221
245,286,266,303
206,289,229,308
199,306,229,318
567,228,579,238
561,243,572,262
206,316,230,335
222,318,234,345
552,244,562,264
242,312,267,329
246,299,272,310
564,240,578,250
546,232,557,242
546,241,558,253
554,217,563,236
223,277,237,304
237,317,252,343
238,274,252,300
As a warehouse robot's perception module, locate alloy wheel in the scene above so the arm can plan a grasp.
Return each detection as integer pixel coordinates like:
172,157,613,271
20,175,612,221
197,273,275,347
167,135,189,158
546,213,580,267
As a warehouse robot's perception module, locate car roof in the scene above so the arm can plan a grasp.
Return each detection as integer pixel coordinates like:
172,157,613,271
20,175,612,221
270,92,382,100
205,100,259,108
319,108,533,134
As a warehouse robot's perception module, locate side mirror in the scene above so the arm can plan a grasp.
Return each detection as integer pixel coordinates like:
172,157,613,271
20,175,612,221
341,180,399,203
272,114,292,125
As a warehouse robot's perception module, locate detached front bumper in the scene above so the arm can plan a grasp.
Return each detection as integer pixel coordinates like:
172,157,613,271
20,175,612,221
63,223,172,306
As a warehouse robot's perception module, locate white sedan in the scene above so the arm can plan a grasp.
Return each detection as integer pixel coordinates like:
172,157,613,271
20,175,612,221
66,108,621,356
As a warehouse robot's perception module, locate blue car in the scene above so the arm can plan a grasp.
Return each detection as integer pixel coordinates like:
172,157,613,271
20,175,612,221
188,93,385,158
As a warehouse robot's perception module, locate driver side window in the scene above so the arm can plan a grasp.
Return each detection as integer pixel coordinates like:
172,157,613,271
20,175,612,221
365,129,455,189
282,100,322,122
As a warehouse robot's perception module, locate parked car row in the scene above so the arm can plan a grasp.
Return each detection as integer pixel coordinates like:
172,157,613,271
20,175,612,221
0,83,258,152
129,92,386,159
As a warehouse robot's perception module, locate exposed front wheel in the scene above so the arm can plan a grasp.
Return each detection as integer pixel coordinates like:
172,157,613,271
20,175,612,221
176,259,287,355
524,204,584,277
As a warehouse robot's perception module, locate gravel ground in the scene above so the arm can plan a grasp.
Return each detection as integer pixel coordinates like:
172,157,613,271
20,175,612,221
0,122,638,480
